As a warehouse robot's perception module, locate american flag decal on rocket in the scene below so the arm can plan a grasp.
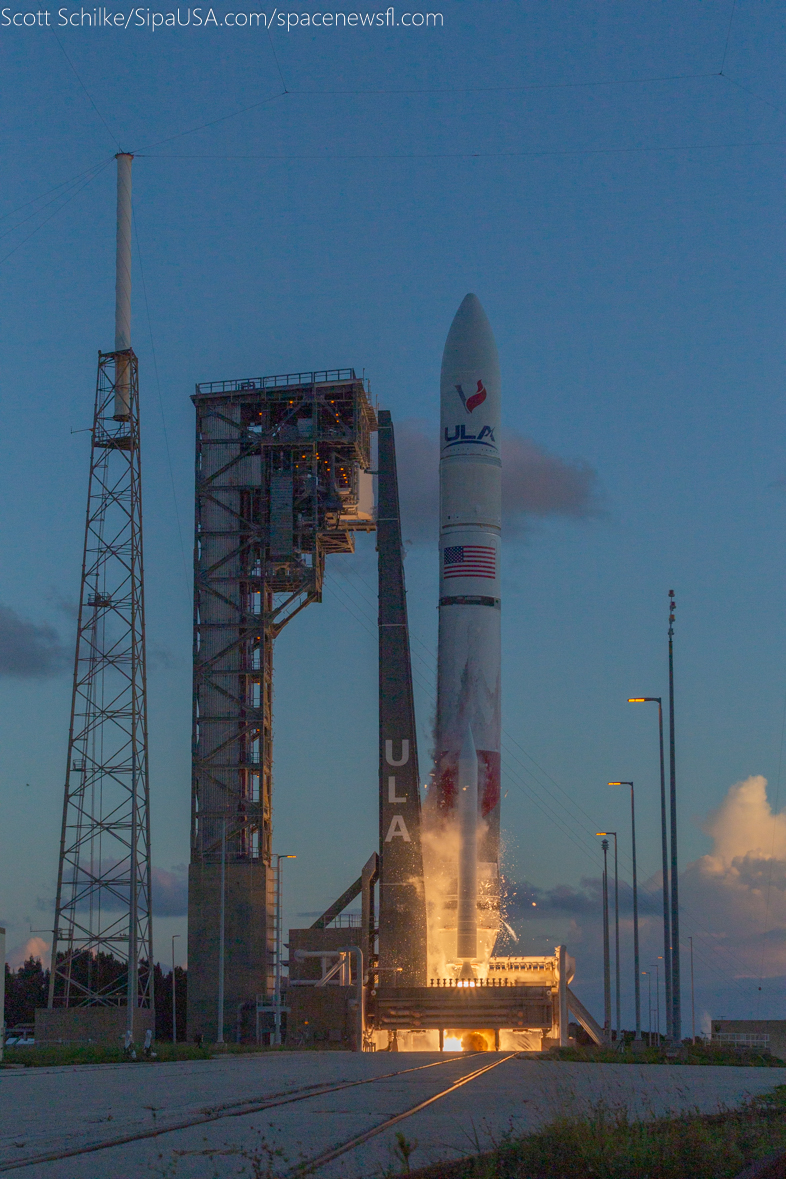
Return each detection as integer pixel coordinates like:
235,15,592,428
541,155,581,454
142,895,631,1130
443,544,496,579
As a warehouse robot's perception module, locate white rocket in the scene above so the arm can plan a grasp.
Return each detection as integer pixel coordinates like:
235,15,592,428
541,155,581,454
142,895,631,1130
435,293,501,976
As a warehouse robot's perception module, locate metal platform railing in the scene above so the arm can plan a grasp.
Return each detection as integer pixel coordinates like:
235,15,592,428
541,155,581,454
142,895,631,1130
195,369,358,396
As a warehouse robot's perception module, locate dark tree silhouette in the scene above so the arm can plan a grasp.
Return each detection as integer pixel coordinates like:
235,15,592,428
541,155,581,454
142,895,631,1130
154,963,187,1042
4,954,187,1038
4,957,49,1027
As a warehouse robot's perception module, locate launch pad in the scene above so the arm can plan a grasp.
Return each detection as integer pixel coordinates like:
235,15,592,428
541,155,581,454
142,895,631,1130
186,302,604,1050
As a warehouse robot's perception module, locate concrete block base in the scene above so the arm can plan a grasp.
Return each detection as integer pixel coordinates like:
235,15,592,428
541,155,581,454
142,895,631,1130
35,1007,155,1047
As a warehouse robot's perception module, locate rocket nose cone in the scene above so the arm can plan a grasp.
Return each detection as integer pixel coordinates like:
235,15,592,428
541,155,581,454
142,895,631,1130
441,293,499,383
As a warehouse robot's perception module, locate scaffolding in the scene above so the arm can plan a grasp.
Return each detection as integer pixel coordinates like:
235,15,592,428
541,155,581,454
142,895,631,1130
188,368,375,1040
48,348,152,1027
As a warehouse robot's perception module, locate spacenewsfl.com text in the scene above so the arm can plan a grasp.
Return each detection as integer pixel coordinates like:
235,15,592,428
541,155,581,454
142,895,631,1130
1,5,443,28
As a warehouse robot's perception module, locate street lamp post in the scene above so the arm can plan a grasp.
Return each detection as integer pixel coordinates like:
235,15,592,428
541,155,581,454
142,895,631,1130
272,854,296,1046
628,696,673,1040
171,933,181,1046
610,782,641,1041
600,837,611,1044
650,963,661,1042
217,816,226,1046
643,971,652,1043
689,935,696,1043
667,589,681,1041
597,830,619,1043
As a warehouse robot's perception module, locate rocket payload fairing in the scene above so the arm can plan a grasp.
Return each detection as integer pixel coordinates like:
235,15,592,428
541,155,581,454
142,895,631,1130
435,293,501,974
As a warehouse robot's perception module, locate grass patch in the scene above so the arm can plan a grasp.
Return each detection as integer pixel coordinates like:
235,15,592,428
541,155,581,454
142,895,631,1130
0,1041,287,1068
407,1085,786,1179
542,1042,784,1067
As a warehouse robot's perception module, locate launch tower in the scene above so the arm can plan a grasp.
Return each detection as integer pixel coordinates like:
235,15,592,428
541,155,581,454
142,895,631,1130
189,369,375,1041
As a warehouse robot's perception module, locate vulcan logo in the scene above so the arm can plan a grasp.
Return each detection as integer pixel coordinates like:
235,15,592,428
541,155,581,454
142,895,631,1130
443,423,496,447
456,380,487,414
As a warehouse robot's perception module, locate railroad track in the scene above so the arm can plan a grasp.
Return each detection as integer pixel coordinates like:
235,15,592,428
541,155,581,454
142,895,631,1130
0,1052,517,1175
288,1053,516,1176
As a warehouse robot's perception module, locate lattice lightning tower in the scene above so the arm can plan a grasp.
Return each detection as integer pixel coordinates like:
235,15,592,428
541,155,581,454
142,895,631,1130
48,155,152,1034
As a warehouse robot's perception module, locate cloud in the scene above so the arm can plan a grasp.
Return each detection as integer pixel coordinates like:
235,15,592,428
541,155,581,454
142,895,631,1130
46,590,79,622
7,935,50,970
50,862,188,918
699,775,786,870
147,645,177,672
393,418,601,545
489,776,786,1024
680,775,786,978
0,605,68,678
503,875,661,924
151,864,188,917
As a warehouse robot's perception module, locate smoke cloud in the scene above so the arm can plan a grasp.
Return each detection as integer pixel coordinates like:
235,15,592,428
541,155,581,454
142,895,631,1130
393,418,601,546
0,605,68,678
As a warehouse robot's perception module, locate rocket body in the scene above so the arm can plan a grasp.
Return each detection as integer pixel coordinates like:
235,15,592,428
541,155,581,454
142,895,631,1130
434,293,501,968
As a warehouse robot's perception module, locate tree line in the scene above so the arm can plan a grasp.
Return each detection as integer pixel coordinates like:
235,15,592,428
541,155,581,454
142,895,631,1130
4,953,188,1041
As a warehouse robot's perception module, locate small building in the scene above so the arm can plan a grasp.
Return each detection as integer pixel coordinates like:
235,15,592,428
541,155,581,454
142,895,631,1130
711,1019,786,1059
285,926,365,1050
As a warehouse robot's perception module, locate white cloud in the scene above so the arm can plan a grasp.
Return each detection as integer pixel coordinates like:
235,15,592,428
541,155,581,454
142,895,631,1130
7,935,50,970
698,775,786,872
682,775,786,979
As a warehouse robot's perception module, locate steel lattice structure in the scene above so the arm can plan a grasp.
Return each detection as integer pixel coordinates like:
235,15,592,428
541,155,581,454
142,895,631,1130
188,369,375,1041
48,348,152,1017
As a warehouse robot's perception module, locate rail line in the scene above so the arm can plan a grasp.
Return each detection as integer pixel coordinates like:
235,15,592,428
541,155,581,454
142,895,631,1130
0,1053,490,1174
288,1053,517,1176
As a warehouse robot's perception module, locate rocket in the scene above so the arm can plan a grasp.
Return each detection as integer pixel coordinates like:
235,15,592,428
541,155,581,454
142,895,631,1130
435,293,501,975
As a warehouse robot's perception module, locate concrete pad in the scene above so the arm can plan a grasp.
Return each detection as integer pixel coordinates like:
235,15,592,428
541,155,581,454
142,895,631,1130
1,1052,783,1177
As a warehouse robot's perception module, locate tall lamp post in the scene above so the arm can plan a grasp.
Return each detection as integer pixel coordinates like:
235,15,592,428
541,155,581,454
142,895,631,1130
643,971,652,1043
597,830,619,1043
171,933,180,1046
628,696,672,1040
217,816,227,1046
650,962,661,1042
667,589,681,1041
600,837,611,1044
689,935,696,1043
272,853,296,1046
609,782,641,1042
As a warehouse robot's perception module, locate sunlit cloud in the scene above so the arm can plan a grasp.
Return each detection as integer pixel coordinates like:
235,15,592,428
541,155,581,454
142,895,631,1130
7,935,51,970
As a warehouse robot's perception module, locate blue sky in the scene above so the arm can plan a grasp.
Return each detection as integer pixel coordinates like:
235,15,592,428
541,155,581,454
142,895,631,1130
2,0,786,1030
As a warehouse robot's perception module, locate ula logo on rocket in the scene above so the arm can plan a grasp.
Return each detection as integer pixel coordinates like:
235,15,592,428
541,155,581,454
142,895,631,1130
455,380,487,414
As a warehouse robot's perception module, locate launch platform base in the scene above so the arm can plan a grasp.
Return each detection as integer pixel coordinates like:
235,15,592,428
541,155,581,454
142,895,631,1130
370,985,553,1031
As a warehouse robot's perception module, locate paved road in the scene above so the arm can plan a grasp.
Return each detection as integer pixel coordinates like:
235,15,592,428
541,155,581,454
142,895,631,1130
1,1052,784,1177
